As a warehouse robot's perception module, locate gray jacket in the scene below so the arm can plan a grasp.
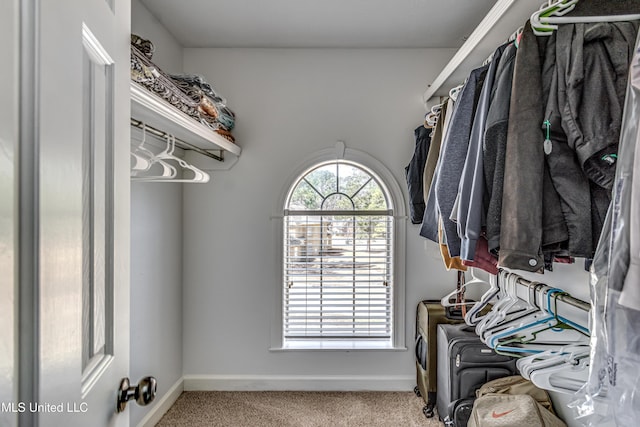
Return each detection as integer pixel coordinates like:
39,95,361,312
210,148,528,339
431,66,488,256
457,43,508,261
499,22,569,272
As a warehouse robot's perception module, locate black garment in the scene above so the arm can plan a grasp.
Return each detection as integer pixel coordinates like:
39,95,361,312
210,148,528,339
540,22,639,259
483,43,517,255
499,22,569,272
554,21,639,190
406,126,432,224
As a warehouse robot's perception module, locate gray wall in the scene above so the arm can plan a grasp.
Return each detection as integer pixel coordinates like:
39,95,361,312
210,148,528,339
131,0,182,74
181,47,459,384
130,2,184,426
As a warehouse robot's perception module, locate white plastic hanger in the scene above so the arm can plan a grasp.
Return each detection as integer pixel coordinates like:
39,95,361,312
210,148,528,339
132,135,210,183
425,102,444,127
517,344,589,380
131,151,151,171
531,0,640,37
131,124,177,178
130,123,153,172
464,272,501,326
440,270,485,309
529,352,590,394
476,274,540,340
485,289,589,349
449,84,464,102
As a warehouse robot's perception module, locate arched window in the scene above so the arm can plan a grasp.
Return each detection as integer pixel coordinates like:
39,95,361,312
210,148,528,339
283,160,394,341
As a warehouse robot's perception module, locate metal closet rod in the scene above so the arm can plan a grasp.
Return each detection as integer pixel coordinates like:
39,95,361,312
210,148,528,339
510,273,591,312
130,118,224,162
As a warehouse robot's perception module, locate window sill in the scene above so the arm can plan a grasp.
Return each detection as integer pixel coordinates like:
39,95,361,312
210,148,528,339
270,339,407,352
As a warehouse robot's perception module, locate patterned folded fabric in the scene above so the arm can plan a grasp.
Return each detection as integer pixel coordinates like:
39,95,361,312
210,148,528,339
130,35,200,120
170,74,226,104
130,35,237,144
131,34,155,59
170,74,236,132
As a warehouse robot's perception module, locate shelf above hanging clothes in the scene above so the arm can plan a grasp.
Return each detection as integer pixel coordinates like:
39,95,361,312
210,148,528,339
423,0,540,105
131,80,242,158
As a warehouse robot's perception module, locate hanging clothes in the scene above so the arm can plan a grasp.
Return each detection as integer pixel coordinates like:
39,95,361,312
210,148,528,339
483,42,517,255
438,217,467,271
419,99,450,242
579,30,640,426
456,42,509,261
405,125,432,224
431,65,488,256
422,100,449,204
553,22,638,190
498,21,569,272
540,31,594,259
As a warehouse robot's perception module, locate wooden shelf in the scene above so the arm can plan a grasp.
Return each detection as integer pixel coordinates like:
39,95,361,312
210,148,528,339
130,81,241,157
423,0,540,104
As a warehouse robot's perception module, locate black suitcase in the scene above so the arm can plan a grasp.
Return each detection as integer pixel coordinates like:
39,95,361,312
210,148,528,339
446,398,475,427
436,323,517,423
414,300,464,417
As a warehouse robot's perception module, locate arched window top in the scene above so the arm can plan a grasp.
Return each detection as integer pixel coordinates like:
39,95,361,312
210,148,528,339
286,160,391,212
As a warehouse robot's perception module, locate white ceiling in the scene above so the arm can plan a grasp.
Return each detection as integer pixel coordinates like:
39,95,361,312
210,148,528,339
140,0,499,48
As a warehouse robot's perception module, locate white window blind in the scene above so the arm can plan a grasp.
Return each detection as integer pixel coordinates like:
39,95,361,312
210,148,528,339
283,161,393,340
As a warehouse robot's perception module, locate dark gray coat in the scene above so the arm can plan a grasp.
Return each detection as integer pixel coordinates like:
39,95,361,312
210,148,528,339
498,22,569,272
483,43,517,255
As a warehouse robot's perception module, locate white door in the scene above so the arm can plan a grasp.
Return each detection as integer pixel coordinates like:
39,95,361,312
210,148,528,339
0,1,18,427
19,0,132,426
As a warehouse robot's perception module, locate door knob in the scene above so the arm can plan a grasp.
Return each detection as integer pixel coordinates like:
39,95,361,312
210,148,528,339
116,376,157,413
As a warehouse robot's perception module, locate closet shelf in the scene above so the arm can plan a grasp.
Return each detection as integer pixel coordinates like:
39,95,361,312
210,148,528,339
131,81,242,157
423,0,539,104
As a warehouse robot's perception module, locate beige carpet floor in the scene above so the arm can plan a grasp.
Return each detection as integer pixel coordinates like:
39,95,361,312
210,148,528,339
155,391,445,427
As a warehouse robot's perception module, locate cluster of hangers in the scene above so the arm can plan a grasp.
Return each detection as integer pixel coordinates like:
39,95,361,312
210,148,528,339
425,0,640,128
441,269,595,396
531,0,640,36
131,123,210,183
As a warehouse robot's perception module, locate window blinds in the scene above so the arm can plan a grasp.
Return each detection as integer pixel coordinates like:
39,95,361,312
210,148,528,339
283,212,393,339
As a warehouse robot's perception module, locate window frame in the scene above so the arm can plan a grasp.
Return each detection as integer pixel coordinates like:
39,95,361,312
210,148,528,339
270,145,407,351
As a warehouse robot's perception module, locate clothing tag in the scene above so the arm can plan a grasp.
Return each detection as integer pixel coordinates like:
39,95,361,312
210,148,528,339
543,119,552,155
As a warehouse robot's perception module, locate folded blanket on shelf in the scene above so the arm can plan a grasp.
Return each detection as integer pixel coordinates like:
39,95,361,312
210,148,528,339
170,74,236,132
130,34,200,120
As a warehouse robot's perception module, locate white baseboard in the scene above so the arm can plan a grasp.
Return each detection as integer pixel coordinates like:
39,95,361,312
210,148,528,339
182,375,414,392
136,377,184,427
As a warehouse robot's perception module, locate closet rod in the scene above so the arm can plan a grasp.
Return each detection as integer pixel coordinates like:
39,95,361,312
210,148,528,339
130,118,224,162
511,274,590,312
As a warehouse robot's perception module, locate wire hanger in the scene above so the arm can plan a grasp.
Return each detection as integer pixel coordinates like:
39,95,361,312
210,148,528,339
531,0,640,37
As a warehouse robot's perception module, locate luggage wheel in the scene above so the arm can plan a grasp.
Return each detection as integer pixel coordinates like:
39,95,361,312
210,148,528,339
413,386,421,398
422,405,434,418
